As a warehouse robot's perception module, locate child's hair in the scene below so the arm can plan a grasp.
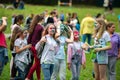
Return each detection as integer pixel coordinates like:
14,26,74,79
106,22,114,30
72,13,77,18
73,30,79,35
96,19,106,39
10,28,23,51
42,23,56,39
28,14,44,34
14,14,24,24
96,13,102,18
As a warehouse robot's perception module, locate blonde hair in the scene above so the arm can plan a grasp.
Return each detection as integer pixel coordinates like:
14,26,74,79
42,23,57,39
95,19,106,39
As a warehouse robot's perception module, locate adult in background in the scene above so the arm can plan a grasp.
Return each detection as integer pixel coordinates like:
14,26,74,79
103,0,109,12
108,0,114,14
106,22,120,80
13,0,19,9
18,0,24,9
0,17,8,76
80,15,95,46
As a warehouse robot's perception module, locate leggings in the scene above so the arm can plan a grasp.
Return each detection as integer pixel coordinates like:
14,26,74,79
26,46,41,80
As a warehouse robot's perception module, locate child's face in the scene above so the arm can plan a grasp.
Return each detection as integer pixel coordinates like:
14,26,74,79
74,31,79,41
23,30,28,38
48,24,56,35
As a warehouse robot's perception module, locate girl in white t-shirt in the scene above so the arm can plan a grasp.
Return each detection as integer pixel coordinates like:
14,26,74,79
14,29,32,80
36,23,58,80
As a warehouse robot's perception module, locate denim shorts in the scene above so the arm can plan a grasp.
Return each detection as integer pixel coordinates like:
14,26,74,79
94,51,108,64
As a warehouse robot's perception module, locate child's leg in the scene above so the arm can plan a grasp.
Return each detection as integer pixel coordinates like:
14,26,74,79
59,59,66,80
99,64,107,80
71,61,77,80
51,59,59,80
26,47,40,80
10,55,17,78
76,62,81,80
94,62,100,80
15,67,26,80
41,64,51,80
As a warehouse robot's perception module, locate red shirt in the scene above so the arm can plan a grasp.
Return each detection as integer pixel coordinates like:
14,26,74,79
0,32,7,48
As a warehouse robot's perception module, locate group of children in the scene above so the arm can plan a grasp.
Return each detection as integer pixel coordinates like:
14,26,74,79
0,9,120,80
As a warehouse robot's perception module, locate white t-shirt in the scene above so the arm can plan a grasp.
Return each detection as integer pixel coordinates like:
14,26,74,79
41,35,57,64
14,38,30,71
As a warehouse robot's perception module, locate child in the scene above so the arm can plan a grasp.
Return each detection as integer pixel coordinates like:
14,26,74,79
14,29,32,80
51,24,73,80
89,19,111,80
38,23,57,80
67,31,86,80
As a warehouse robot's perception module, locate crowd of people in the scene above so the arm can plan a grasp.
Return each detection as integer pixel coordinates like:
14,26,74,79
0,9,120,80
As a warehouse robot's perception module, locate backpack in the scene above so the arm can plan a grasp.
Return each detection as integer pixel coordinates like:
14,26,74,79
35,36,47,59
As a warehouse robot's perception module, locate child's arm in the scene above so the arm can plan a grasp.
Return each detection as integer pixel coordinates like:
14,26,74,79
0,17,7,32
15,44,32,54
65,26,73,43
82,50,86,69
82,42,93,50
67,44,73,70
118,48,120,59
94,41,111,52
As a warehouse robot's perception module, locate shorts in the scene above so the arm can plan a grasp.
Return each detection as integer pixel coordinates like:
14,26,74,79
94,51,108,64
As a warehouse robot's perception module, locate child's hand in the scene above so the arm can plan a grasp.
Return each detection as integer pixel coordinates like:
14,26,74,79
82,64,86,69
94,48,101,52
89,46,94,49
26,44,32,49
2,17,7,20
82,44,89,50
117,53,120,60
40,37,47,43
67,63,71,70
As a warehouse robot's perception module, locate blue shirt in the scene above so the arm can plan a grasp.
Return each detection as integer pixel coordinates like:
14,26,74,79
55,36,67,59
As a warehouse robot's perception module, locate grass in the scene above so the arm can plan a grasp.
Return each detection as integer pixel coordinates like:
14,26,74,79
0,4,120,80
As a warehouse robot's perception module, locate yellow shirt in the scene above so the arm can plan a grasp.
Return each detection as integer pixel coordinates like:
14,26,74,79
80,17,95,35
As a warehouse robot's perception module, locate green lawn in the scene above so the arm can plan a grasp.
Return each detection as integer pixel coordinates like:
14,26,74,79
0,4,120,80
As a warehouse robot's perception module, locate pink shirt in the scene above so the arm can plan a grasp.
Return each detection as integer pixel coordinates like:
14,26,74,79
0,32,7,48
67,43,86,65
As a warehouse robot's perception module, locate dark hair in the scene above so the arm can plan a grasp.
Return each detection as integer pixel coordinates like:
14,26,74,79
106,22,114,30
14,14,24,24
96,13,102,18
